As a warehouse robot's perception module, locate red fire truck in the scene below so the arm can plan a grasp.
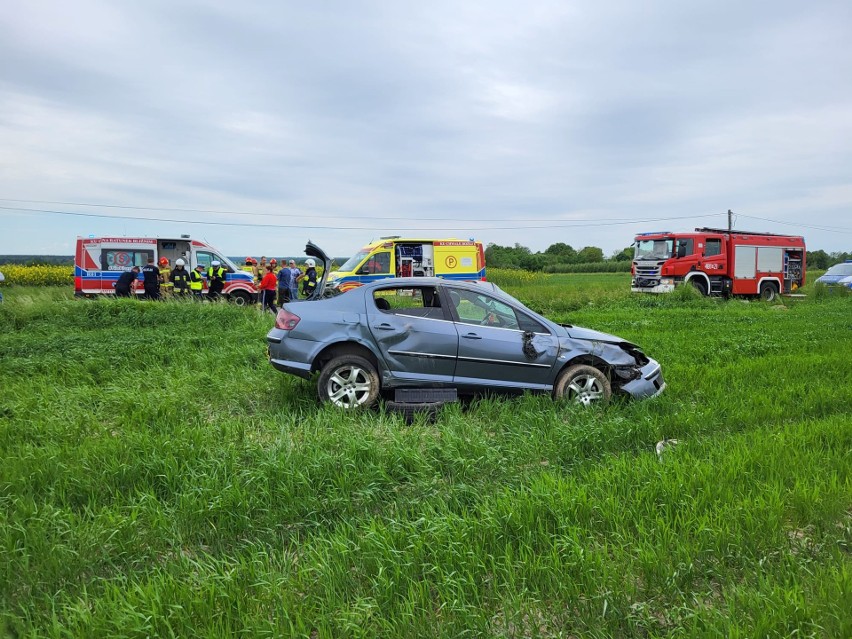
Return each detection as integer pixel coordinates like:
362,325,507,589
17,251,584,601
631,228,806,300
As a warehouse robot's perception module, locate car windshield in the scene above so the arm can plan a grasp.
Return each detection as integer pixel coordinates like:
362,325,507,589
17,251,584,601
824,263,852,277
634,239,673,260
338,249,371,272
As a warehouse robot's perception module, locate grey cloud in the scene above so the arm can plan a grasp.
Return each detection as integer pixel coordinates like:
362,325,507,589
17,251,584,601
1,1,850,256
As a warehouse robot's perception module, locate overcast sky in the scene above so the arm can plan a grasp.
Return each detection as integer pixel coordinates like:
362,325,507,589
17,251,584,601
2,0,851,258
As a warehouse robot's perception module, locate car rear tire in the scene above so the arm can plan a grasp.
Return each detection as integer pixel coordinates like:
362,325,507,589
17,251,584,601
759,282,778,302
318,355,380,409
553,364,611,406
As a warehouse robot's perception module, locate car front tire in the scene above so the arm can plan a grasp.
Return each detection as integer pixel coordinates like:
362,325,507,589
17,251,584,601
317,355,380,409
554,364,612,406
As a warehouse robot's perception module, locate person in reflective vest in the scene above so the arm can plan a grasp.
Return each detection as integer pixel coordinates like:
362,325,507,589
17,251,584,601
207,261,226,300
170,259,191,296
190,264,205,299
159,257,173,296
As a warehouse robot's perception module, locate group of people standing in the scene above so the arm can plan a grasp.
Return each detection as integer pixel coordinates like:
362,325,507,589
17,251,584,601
250,256,317,314
111,254,316,313
114,257,226,301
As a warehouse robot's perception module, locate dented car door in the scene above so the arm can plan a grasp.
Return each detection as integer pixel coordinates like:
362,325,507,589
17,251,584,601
366,285,459,384
445,286,559,389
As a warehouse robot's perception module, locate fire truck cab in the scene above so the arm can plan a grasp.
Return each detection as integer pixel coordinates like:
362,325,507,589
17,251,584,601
632,228,806,300
327,237,486,293
75,235,258,304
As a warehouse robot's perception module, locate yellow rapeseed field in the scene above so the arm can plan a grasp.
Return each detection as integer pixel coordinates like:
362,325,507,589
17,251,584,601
487,267,551,287
0,264,74,287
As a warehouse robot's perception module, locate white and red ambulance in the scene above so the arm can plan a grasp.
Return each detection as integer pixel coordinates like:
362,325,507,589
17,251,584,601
75,235,258,304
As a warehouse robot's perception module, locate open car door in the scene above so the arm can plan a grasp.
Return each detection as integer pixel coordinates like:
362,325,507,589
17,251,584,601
304,241,332,300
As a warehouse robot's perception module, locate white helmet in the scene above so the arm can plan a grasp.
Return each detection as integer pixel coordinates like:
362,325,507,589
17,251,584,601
212,260,221,266
305,258,316,267
175,258,185,266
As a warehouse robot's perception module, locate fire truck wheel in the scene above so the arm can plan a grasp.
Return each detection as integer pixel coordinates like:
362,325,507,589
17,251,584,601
690,279,707,296
554,365,611,407
229,290,252,306
759,282,778,302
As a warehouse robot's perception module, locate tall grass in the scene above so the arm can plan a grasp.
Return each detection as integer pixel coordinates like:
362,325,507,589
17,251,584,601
0,277,849,637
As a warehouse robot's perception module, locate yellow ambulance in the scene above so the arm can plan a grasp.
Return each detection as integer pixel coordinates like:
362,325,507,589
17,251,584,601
327,237,487,293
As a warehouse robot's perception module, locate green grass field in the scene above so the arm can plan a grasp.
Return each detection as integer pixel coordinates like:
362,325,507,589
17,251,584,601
1,275,850,638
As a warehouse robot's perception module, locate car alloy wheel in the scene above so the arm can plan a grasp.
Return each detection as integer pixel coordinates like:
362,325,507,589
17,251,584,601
554,364,612,406
317,355,380,409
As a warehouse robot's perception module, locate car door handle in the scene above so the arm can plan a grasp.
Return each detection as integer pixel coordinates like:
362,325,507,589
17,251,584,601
373,323,395,331
462,332,482,339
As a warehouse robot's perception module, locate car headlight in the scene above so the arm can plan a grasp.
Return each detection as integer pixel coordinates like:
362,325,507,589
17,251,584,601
619,342,650,366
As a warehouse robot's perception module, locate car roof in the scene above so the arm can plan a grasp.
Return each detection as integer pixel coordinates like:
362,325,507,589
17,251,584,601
365,276,500,293
362,277,525,305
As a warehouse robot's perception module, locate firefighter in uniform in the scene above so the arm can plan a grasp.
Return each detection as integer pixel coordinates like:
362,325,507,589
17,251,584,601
170,258,191,296
159,257,173,297
190,264,206,300
207,260,226,301
300,258,318,299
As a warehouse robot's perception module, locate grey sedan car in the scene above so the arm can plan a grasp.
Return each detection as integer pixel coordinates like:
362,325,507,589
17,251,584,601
267,247,665,409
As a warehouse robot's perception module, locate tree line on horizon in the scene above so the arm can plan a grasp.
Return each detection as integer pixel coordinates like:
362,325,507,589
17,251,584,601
485,243,852,273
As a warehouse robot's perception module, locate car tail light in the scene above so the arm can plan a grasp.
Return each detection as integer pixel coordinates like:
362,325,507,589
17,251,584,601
74,276,82,292
275,309,301,330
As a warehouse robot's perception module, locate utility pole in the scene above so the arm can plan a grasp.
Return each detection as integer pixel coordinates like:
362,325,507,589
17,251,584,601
727,209,733,234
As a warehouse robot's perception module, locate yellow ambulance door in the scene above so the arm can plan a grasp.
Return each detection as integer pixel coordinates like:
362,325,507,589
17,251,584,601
434,242,479,278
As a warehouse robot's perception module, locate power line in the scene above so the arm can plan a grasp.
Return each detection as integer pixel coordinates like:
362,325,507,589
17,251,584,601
0,205,722,231
736,214,852,234
3,198,848,234
0,197,722,225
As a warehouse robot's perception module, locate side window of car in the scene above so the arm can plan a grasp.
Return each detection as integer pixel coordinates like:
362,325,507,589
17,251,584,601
450,289,520,330
373,287,444,319
516,312,549,334
705,239,722,257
